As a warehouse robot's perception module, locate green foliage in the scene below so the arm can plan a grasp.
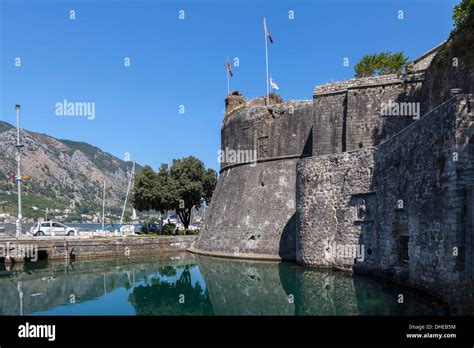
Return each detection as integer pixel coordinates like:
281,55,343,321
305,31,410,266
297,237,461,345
129,265,213,315
56,139,142,173
123,215,132,223
161,223,176,235
0,121,142,222
452,0,474,34
132,166,159,212
450,0,474,64
63,213,82,223
354,52,409,78
0,191,70,220
158,265,177,277
132,156,217,229
0,121,14,133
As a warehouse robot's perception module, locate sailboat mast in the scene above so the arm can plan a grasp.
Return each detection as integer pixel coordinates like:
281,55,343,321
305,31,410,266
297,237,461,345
101,179,106,230
120,161,135,225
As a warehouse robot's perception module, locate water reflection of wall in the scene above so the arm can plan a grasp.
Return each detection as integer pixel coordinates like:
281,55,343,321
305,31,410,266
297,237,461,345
279,262,448,315
197,256,448,315
279,263,359,315
0,253,194,315
0,253,449,315
196,255,295,315
352,276,449,315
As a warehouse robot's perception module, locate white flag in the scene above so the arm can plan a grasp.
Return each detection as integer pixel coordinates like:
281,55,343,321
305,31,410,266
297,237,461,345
270,76,279,90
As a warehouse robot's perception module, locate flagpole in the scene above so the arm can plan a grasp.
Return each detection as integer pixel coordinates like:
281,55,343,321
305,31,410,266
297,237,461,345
264,17,270,106
15,104,22,239
226,57,230,95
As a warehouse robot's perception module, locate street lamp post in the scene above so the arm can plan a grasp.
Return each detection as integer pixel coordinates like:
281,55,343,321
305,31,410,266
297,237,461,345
15,105,23,239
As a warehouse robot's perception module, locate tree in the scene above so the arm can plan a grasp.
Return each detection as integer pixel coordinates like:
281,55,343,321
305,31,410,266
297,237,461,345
452,0,474,34
354,52,409,78
132,156,217,229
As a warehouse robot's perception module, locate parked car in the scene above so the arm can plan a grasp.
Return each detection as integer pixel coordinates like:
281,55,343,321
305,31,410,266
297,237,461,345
119,224,136,234
140,222,160,234
30,221,77,237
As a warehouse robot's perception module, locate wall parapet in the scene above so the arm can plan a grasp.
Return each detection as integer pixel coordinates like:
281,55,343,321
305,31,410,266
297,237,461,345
313,72,425,97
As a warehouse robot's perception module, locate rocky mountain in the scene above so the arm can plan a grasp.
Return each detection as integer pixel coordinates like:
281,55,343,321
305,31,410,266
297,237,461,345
0,121,140,221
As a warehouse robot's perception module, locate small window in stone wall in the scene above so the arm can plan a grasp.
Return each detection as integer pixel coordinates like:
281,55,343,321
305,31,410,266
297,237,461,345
357,199,370,220
398,235,409,263
351,193,375,223
258,137,269,159
394,160,402,175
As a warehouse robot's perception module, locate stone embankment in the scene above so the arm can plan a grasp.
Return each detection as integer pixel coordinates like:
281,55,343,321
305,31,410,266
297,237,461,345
0,235,197,262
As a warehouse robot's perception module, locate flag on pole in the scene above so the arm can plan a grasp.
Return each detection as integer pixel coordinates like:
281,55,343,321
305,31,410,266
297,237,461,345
270,76,279,90
226,57,233,77
264,18,273,44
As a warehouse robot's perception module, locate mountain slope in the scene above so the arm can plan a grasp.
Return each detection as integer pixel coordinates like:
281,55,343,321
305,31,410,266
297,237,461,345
0,121,140,221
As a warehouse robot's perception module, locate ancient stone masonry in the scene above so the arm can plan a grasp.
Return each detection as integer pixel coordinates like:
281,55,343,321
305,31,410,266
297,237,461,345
193,42,473,311
313,72,425,155
296,148,376,271
192,99,314,260
297,95,474,312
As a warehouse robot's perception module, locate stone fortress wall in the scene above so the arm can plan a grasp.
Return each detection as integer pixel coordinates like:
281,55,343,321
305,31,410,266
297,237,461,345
297,95,473,308
313,72,423,155
191,99,314,259
192,42,473,309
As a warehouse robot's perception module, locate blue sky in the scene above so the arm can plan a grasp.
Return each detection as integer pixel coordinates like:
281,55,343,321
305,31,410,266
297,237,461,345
0,0,459,171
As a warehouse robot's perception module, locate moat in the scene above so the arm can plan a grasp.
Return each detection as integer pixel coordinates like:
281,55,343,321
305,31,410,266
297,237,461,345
0,252,449,315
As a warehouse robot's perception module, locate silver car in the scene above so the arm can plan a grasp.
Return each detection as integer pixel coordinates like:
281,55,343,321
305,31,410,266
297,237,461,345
31,221,77,237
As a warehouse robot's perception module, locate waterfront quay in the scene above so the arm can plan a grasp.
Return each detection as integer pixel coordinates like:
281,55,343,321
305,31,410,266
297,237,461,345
0,234,197,263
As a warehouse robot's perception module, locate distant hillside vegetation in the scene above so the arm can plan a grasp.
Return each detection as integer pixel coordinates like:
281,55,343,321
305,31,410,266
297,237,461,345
0,121,142,221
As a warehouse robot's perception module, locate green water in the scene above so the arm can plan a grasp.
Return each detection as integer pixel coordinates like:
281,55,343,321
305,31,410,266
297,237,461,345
0,252,448,315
